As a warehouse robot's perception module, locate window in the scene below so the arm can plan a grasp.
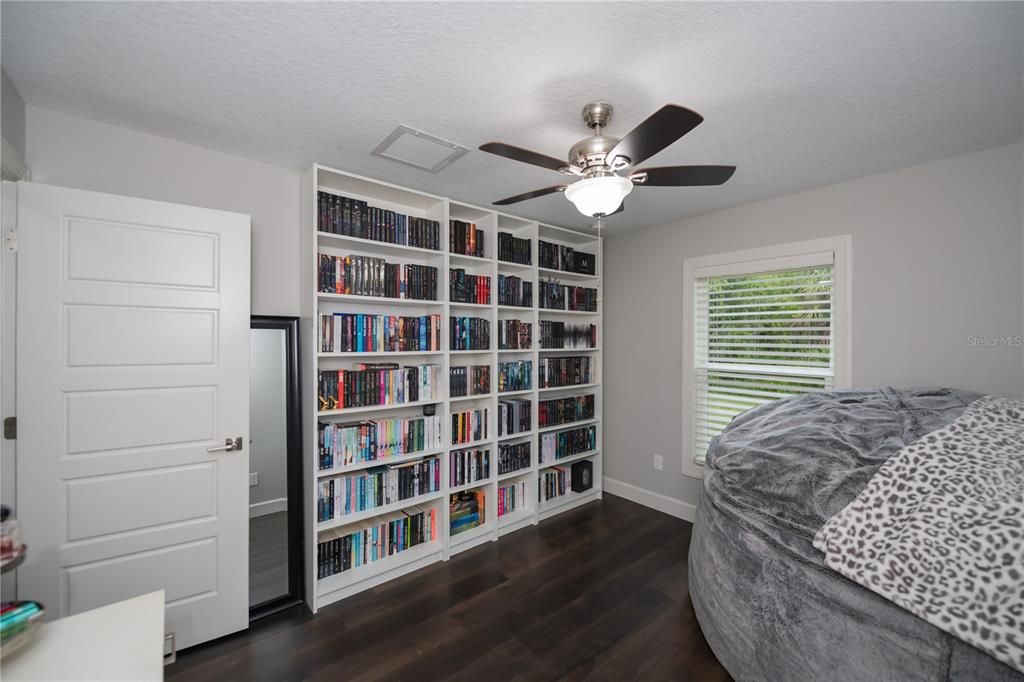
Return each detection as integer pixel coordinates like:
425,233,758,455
682,237,851,477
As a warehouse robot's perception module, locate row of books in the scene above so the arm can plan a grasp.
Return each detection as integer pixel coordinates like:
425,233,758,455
498,398,531,437
450,365,490,398
450,316,489,351
318,414,443,470
319,313,441,354
498,232,531,265
317,364,441,412
498,480,528,517
538,282,598,312
317,456,441,521
449,220,484,258
539,240,596,275
540,424,597,463
497,275,533,308
450,269,491,305
498,360,532,392
538,394,595,428
538,356,594,388
317,191,441,251
539,321,597,349
498,320,532,350
452,408,488,445
450,490,486,535
318,254,438,301
316,506,437,579
540,466,569,501
450,448,489,487
498,441,530,475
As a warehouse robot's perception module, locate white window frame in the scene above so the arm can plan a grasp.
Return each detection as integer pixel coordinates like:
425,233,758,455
681,235,852,479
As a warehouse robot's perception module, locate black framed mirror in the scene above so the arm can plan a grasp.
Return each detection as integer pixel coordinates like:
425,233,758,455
248,316,303,619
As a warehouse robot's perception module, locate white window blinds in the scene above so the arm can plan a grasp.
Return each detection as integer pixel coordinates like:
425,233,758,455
692,264,835,464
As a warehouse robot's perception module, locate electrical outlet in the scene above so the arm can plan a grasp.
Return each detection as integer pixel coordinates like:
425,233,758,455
250,472,259,487
653,454,664,471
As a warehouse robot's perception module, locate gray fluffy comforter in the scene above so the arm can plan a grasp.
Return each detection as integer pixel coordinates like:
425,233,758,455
689,387,1024,682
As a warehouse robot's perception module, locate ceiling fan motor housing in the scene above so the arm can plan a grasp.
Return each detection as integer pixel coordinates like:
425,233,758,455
569,134,621,176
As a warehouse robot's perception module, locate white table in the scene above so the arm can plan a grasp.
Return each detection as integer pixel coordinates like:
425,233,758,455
2,590,166,681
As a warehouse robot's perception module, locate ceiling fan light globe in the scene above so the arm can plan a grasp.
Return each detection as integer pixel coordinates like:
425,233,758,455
564,175,633,217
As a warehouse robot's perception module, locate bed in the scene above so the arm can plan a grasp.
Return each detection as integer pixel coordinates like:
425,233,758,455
688,387,1024,682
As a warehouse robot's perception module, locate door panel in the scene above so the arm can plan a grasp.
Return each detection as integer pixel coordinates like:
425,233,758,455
65,305,218,367
16,182,250,649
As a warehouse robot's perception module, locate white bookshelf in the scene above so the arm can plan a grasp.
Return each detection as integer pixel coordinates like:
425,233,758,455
300,164,603,611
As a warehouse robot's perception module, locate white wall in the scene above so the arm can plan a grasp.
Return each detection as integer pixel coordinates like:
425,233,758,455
249,328,288,507
2,70,26,159
604,142,1024,511
24,106,301,316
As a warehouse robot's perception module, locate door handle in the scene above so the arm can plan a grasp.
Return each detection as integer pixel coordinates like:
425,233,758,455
207,437,243,453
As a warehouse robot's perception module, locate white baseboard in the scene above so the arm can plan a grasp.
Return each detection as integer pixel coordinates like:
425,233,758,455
249,497,288,518
602,476,697,523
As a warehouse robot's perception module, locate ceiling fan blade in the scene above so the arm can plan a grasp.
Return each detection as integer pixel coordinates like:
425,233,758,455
479,142,570,173
605,105,704,169
492,184,567,206
630,165,736,187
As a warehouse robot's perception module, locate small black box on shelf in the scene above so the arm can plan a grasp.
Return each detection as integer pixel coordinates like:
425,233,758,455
570,460,593,493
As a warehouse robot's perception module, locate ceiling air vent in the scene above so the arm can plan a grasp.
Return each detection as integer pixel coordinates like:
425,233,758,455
371,125,470,173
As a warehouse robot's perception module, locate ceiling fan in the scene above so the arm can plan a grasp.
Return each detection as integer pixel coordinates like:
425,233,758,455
479,102,735,218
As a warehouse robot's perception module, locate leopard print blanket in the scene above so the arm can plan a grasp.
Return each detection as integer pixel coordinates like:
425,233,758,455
813,395,1024,674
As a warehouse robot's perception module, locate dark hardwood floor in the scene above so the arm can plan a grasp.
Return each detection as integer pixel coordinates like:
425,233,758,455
169,493,730,682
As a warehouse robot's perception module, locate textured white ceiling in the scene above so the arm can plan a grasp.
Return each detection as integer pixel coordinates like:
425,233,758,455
2,2,1022,232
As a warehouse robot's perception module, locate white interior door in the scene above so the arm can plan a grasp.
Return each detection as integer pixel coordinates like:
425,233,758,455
15,182,251,649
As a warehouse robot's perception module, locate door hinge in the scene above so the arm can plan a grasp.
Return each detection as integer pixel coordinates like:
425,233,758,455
3,417,15,440
3,228,16,253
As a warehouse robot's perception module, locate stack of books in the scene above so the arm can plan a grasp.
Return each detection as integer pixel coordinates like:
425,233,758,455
449,490,486,535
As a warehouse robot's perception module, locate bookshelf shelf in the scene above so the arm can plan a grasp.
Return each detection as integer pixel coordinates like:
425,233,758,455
449,302,492,310
537,382,601,393
537,418,600,434
316,449,445,477
317,398,442,417
498,507,534,528
448,479,494,495
449,392,494,403
539,449,600,468
538,488,600,520
318,292,444,307
316,491,445,532
497,467,531,482
449,522,494,554
537,267,599,282
537,308,600,316
498,388,532,397
449,253,493,265
316,231,443,258
317,350,444,359
302,163,602,612
497,430,533,442
449,437,493,451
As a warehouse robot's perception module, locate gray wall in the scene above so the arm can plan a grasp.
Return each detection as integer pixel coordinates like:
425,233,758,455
249,328,289,506
1,70,26,159
603,142,1024,509
24,105,302,316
